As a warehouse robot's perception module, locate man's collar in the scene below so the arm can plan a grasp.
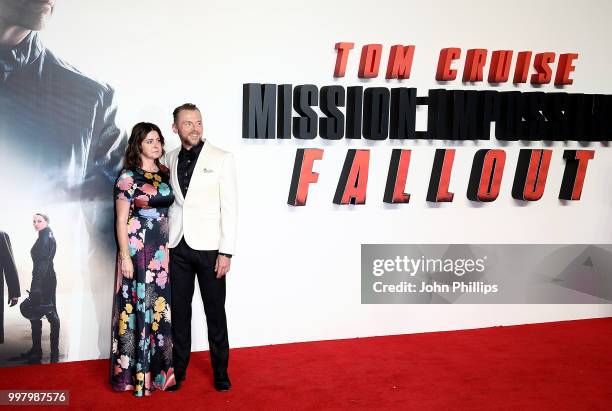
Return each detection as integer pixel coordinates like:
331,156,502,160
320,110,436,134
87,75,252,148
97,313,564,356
0,31,44,78
179,140,205,159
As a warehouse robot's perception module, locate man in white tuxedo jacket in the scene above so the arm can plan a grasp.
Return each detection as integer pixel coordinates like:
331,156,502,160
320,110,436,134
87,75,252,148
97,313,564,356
165,103,237,392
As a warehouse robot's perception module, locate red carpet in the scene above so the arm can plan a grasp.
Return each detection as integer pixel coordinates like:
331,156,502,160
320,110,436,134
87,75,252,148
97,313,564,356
0,318,610,410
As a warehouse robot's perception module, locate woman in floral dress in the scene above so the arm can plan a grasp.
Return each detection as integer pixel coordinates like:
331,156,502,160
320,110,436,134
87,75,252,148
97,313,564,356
110,122,176,396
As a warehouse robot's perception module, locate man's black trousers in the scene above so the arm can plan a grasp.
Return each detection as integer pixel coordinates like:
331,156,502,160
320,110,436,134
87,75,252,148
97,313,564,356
170,237,229,381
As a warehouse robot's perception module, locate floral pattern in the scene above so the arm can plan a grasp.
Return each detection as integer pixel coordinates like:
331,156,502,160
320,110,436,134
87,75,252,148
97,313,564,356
110,167,176,396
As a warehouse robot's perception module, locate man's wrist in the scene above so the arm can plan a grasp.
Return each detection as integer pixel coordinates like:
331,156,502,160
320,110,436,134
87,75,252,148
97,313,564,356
219,252,232,258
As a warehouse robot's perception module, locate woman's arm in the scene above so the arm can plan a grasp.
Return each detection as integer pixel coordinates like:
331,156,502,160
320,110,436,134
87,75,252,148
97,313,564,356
115,199,133,279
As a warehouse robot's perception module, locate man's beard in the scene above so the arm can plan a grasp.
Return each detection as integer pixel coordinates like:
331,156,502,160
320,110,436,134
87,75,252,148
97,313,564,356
183,133,202,145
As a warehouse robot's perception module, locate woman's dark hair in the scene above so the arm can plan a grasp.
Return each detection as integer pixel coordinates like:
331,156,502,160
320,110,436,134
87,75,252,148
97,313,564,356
123,122,165,170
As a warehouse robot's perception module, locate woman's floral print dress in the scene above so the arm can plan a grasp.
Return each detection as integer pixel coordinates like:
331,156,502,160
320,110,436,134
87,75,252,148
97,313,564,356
110,166,176,396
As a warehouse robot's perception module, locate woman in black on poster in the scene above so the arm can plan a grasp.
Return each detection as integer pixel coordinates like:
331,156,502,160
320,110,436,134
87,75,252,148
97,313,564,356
19,213,60,364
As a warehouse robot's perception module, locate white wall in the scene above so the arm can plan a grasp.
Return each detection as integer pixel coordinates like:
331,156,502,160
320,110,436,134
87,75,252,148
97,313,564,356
40,0,612,359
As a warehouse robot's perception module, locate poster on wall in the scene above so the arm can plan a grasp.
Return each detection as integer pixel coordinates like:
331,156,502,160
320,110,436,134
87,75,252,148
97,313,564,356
0,0,125,366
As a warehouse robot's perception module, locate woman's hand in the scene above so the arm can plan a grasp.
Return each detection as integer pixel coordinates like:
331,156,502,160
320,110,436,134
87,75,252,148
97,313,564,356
120,256,134,279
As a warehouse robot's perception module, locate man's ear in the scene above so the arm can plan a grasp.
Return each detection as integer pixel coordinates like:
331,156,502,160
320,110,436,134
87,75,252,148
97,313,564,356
172,123,178,134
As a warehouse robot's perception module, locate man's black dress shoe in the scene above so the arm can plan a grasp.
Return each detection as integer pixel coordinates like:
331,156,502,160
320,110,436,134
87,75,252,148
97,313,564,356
214,377,232,392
